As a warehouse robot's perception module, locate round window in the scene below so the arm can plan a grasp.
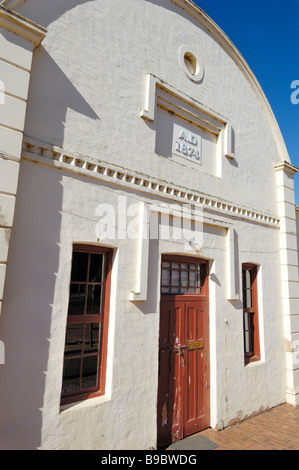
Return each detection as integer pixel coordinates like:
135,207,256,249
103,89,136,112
179,46,204,82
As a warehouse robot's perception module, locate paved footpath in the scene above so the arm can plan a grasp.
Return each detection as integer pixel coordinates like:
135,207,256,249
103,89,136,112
199,403,299,450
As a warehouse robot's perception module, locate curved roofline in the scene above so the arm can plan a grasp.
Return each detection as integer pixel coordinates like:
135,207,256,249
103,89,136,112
2,0,290,163
171,0,290,163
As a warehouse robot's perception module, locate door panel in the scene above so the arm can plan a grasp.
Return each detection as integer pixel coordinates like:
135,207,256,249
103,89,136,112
184,303,208,436
157,257,209,448
157,302,183,446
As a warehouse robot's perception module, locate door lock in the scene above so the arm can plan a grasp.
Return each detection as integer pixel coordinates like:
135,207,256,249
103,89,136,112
178,347,185,365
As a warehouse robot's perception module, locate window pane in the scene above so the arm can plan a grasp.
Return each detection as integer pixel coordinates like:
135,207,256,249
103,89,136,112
245,270,251,289
81,355,99,390
242,265,259,362
68,284,86,316
71,252,89,282
242,270,252,308
89,254,104,283
246,289,252,308
244,312,253,354
64,323,84,356
84,322,101,354
62,247,111,401
244,330,251,354
162,268,170,286
86,285,103,315
62,357,81,394
244,311,250,330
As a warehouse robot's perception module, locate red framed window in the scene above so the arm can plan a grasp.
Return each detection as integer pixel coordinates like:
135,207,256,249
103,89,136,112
61,244,112,404
242,264,260,365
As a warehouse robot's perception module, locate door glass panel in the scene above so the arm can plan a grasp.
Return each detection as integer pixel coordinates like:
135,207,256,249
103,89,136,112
161,260,204,294
171,287,180,294
181,269,188,286
162,267,171,286
189,270,197,286
161,286,170,294
162,261,170,268
171,270,180,286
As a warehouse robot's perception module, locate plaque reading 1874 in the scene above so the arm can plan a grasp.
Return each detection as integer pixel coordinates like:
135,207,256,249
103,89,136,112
172,123,202,165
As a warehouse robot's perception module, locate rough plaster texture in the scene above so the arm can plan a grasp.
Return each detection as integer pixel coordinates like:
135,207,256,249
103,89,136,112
0,0,296,450
0,160,287,449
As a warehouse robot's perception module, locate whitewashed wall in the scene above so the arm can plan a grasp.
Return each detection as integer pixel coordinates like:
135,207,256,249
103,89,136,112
0,159,286,449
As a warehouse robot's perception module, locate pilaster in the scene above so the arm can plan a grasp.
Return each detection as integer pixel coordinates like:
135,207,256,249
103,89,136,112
275,161,299,406
0,5,46,313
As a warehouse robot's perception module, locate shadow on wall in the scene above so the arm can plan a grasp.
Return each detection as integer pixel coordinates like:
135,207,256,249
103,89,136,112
17,0,96,29
24,46,100,148
0,161,63,449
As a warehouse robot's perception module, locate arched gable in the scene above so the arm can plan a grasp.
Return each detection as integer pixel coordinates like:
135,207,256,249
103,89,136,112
3,0,290,164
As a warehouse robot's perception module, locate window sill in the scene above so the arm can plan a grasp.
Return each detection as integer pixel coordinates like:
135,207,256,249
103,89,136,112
60,393,110,413
244,357,264,368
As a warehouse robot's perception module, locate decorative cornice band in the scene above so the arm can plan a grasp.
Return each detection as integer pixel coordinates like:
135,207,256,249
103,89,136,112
21,137,280,228
0,5,47,47
1,0,26,9
274,161,299,176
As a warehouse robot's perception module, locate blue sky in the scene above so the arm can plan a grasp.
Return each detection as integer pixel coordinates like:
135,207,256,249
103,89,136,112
192,0,299,203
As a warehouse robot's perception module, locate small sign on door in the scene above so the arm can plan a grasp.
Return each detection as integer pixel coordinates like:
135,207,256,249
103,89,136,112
188,339,204,350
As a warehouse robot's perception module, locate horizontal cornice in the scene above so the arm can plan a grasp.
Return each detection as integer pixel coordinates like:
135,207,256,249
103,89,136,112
1,0,26,9
21,136,280,229
274,161,299,175
0,4,46,47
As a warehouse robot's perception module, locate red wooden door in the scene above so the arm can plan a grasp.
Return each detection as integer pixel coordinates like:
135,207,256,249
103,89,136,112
157,257,209,447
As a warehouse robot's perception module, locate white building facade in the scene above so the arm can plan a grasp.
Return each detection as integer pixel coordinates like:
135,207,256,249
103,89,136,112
0,0,298,450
